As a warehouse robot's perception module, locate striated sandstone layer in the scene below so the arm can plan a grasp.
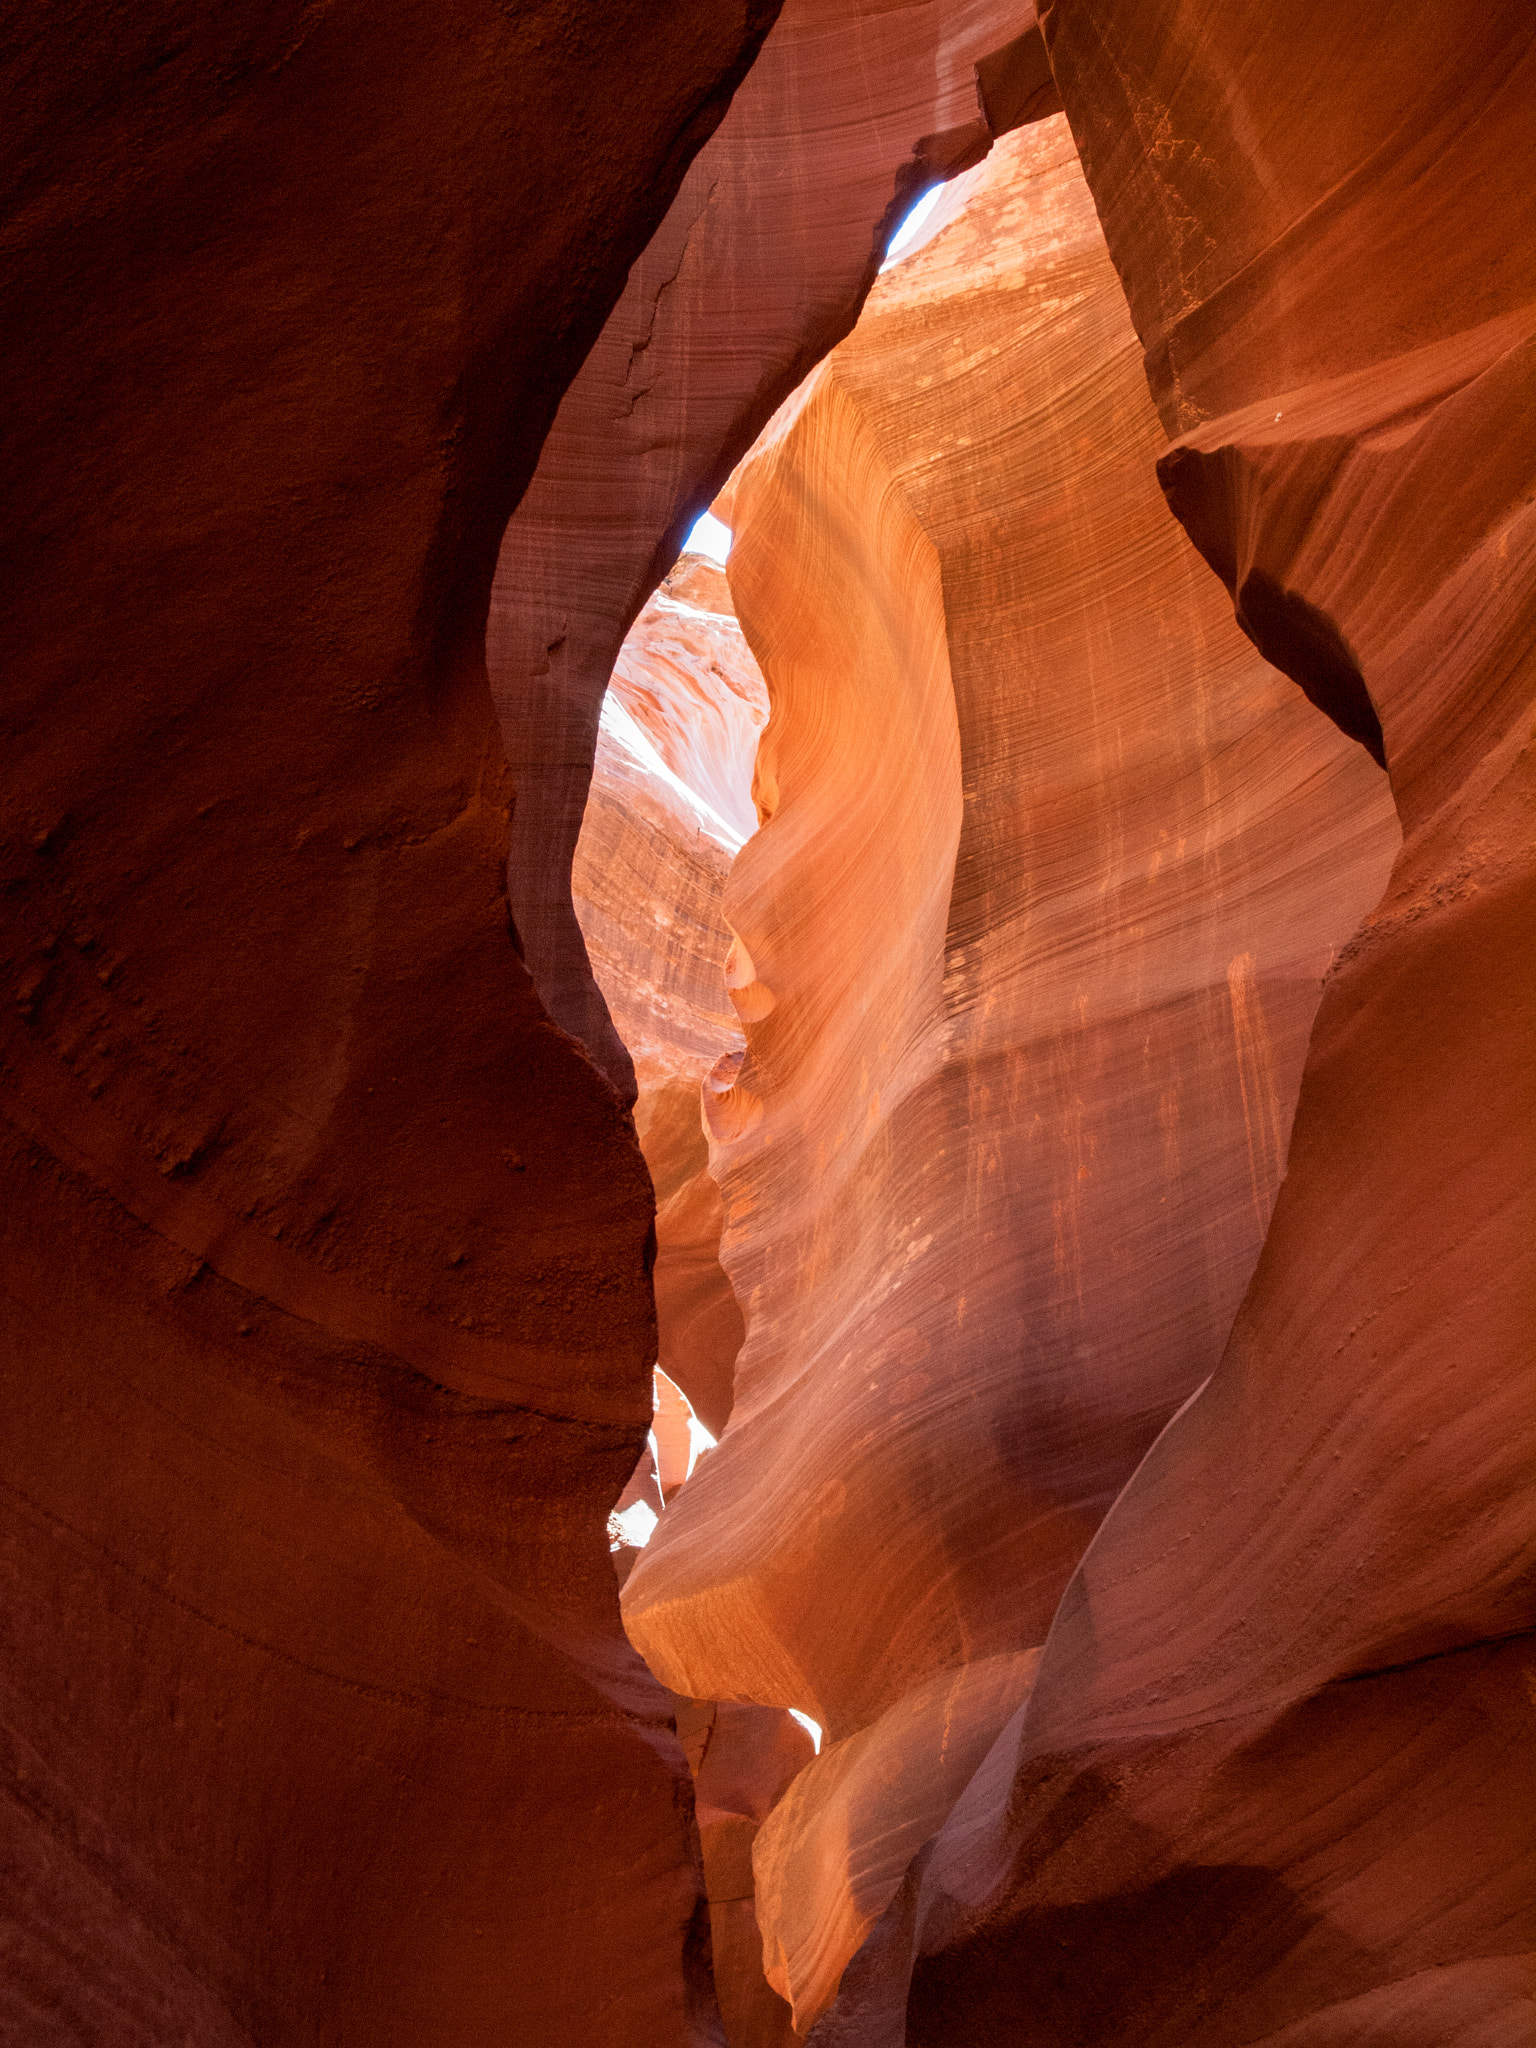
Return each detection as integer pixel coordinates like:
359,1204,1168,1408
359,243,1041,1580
884,5,1536,2044
572,555,768,1437
0,4,783,2042
575,561,812,2042
623,119,1403,2031
753,1650,1042,2029
487,0,1061,1097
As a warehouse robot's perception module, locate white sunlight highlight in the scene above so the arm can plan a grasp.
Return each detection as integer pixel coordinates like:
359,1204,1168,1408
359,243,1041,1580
598,690,747,852
788,1709,823,1754
880,183,941,269
686,1407,718,1468
685,510,733,564
611,1499,659,1549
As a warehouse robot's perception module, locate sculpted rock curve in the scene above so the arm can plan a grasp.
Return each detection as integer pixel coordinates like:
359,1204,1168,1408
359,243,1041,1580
623,119,1402,2032
487,0,1059,1097
892,6,1536,2042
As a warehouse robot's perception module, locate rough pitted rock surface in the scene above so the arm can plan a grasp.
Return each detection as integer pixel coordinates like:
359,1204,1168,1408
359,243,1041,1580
0,3,781,2041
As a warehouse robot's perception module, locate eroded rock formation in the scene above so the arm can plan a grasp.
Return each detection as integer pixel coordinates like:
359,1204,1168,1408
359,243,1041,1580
843,8,1536,2039
486,0,1062,1099
852,5,1536,2040
622,118,1404,2032
3,0,1529,2040
0,5,783,2041
571,554,768,1439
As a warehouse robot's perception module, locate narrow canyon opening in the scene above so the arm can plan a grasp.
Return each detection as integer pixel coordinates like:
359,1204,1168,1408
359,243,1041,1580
565,118,1404,2042
8,5,1531,2044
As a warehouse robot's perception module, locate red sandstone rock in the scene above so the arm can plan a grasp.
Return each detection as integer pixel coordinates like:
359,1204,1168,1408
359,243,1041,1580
687,1698,818,2048
754,1651,1042,2030
571,556,767,1436
614,558,768,851
622,119,1402,2030
573,569,819,2039
884,5,1536,2042
5,0,1527,2037
486,0,1058,1099
0,4,782,2040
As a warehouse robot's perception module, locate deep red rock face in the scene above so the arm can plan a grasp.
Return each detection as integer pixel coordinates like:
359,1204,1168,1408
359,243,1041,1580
621,119,1402,2031
0,4,783,2041
883,5,1536,2042
486,0,1053,1099
681,1696,817,2048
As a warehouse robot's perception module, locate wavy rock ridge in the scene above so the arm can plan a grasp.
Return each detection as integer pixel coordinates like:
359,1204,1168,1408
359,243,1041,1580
621,117,1403,2033
884,8,1536,2042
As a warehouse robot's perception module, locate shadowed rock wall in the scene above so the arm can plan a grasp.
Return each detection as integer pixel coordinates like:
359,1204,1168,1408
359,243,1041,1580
0,4,783,2041
621,119,1402,2032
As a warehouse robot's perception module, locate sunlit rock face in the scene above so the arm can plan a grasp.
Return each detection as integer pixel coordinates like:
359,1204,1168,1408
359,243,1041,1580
882,7,1536,2044
0,4,785,2042
575,560,827,2042
622,118,1402,2031
573,556,768,1437
487,0,1060,1098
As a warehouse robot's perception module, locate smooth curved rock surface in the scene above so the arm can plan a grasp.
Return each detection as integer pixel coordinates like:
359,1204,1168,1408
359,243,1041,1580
487,0,1059,1098
0,3,783,2040
623,117,1403,2028
887,5,1536,2043
753,1650,1041,2031
686,1697,818,2048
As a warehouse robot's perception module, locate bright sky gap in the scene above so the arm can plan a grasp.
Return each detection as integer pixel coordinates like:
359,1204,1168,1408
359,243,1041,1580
685,509,733,563
880,183,941,269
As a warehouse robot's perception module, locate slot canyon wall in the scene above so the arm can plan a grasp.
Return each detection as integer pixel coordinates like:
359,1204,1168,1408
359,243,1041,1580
485,0,1062,1098
567,560,823,2047
0,4,789,2044
1,2,1530,2046
621,117,1404,2034
883,7,1536,2045
719,6,1534,2043
571,556,766,1441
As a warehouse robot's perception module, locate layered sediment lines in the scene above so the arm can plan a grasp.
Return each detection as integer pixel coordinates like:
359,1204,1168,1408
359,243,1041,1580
573,556,768,1437
623,120,1402,2031
486,0,1057,1098
574,559,815,2043
886,5,1536,2043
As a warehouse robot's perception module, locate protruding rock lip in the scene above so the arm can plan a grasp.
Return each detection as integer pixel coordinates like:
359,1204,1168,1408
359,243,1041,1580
1157,438,1387,769
702,1047,763,1143
724,932,777,1021
974,21,1064,138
